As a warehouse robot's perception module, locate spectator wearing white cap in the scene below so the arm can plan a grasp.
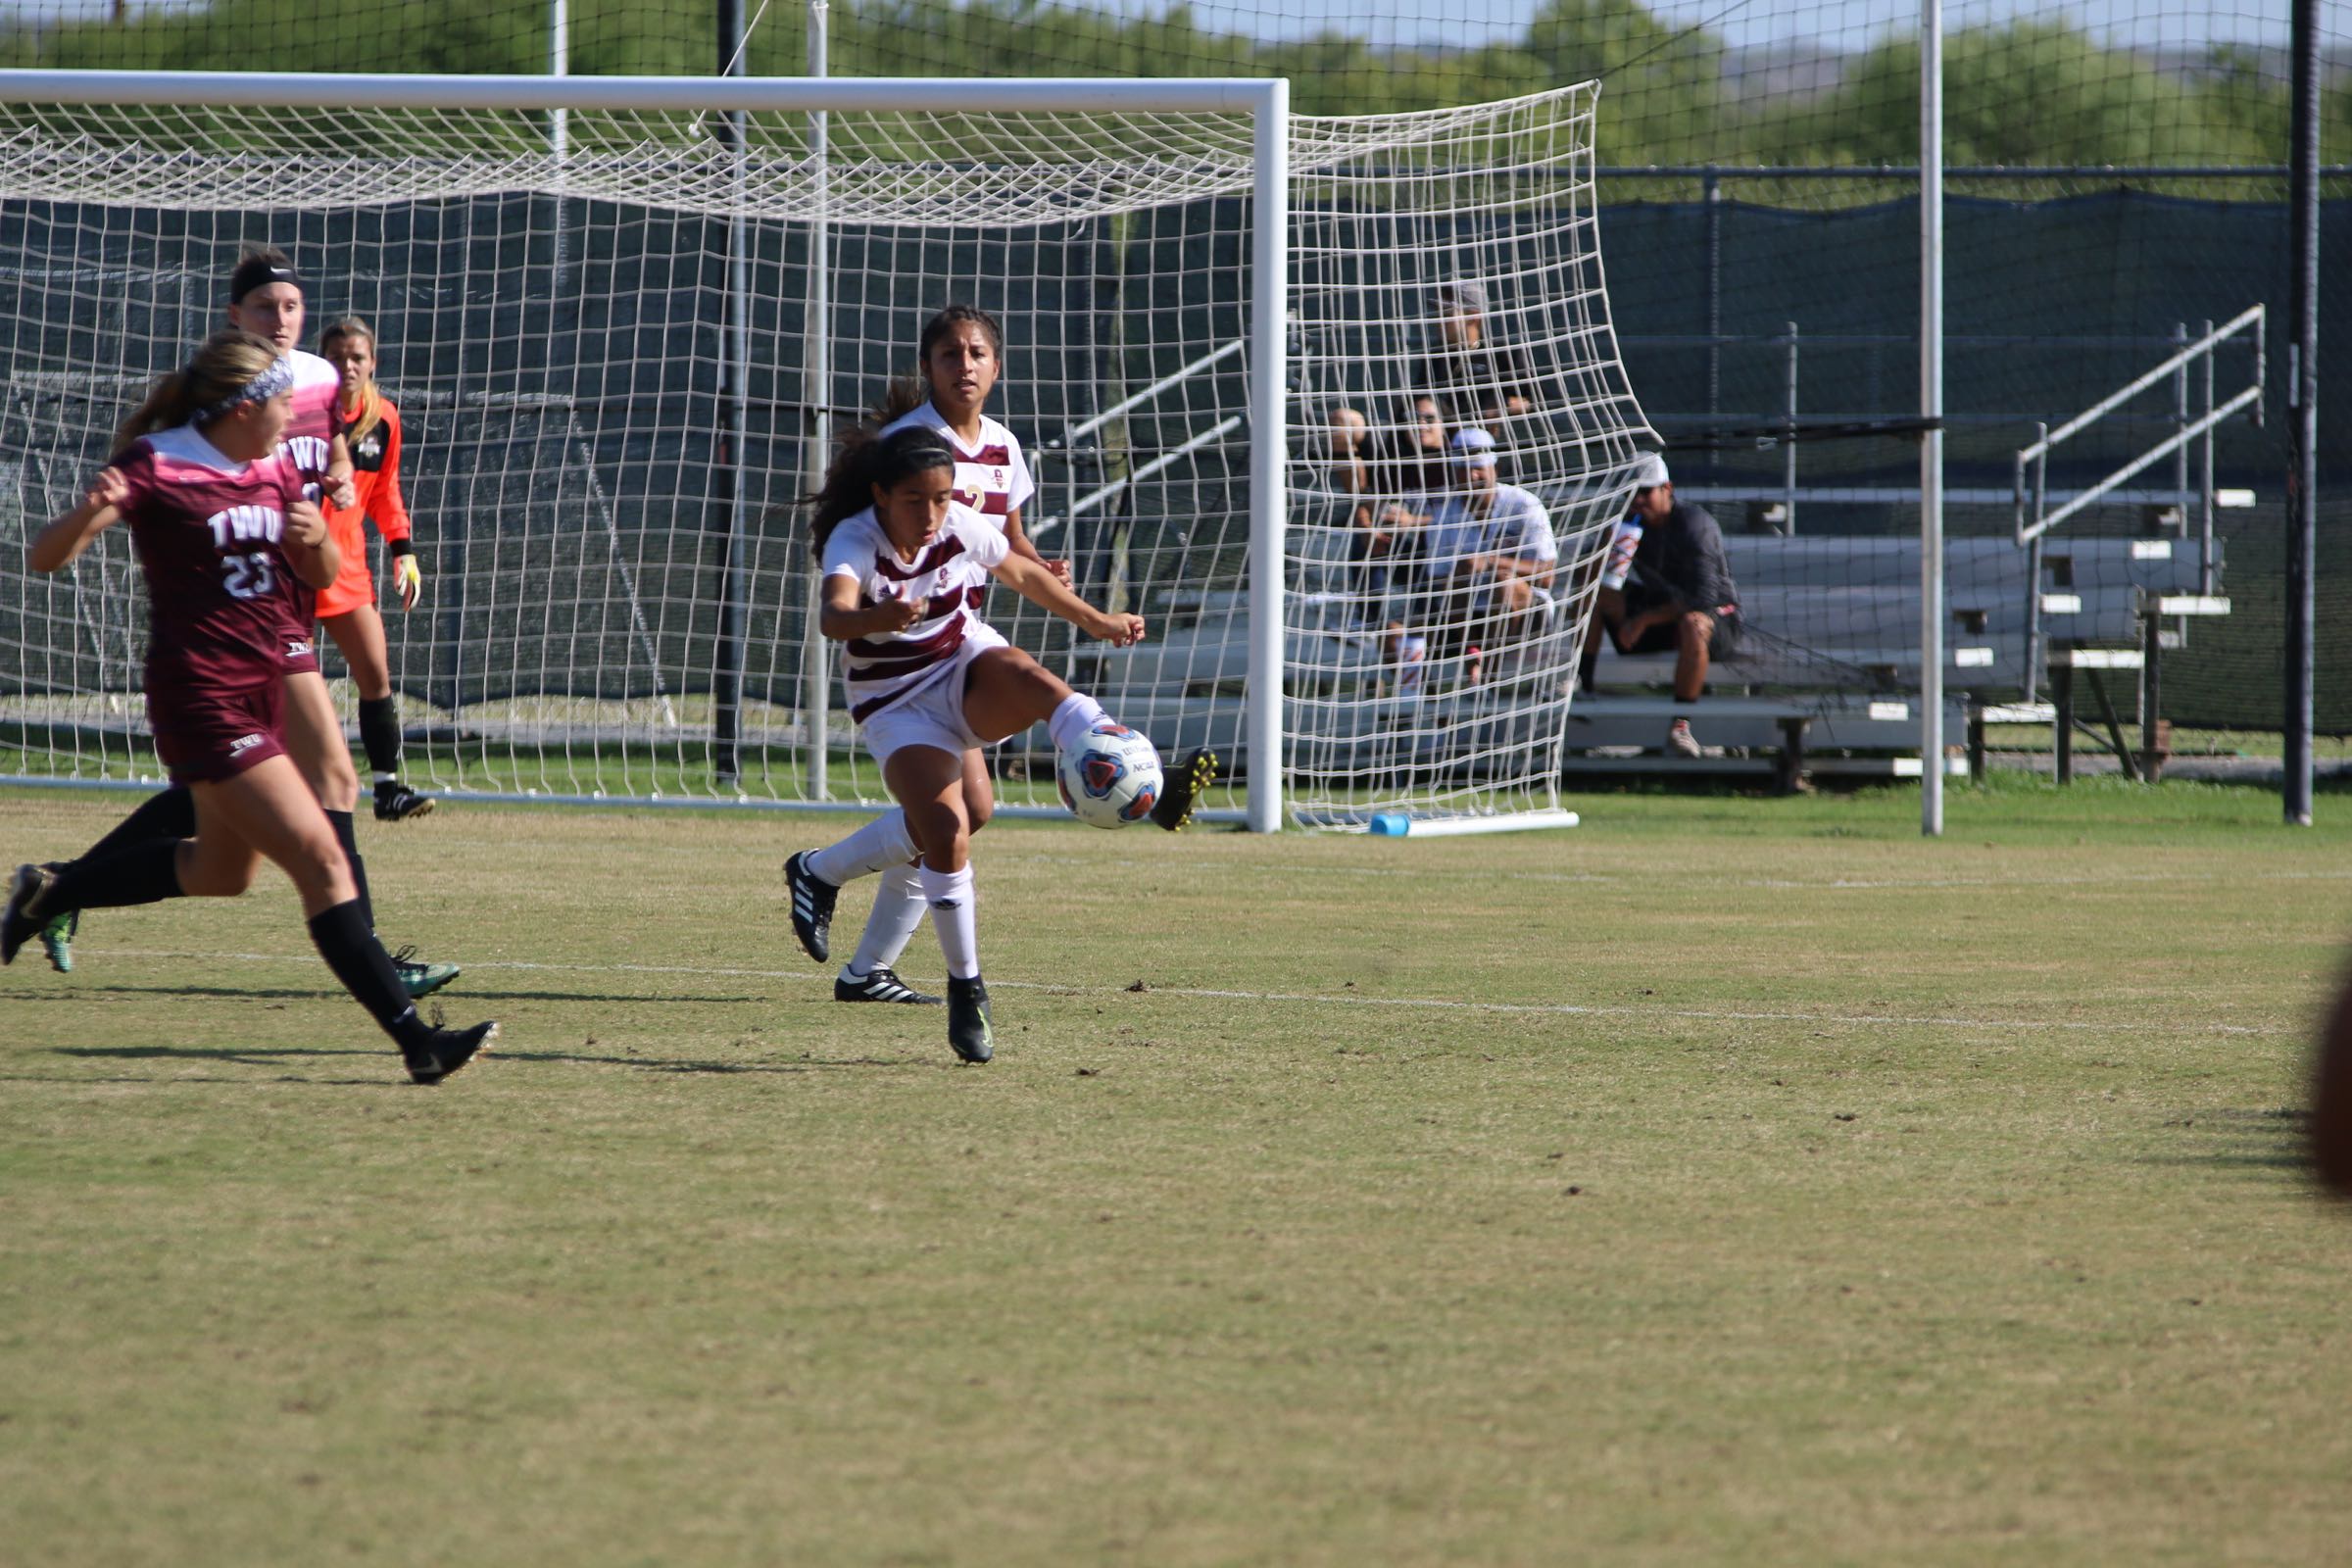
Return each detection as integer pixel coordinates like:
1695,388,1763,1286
1418,279,1539,432
1394,426,1557,678
1580,452,1740,757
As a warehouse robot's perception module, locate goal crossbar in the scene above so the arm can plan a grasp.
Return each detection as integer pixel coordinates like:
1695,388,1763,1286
0,70,1283,118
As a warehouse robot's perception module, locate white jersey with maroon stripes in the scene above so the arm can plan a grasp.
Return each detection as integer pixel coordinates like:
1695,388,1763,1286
820,501,1012,724
877,401,1035,524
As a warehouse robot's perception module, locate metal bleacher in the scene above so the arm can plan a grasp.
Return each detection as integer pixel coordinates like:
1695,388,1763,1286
1580,528,2230,785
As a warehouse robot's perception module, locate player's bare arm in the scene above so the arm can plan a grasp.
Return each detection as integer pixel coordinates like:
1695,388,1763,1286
323,429,358,511
817,574,923,641
992,552,1142,645
29,468,130,572
1000,507,1070,583
282,497,341,589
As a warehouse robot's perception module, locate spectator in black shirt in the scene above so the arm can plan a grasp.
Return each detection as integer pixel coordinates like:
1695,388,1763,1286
1417,280,1538,431
1581,453,1741,757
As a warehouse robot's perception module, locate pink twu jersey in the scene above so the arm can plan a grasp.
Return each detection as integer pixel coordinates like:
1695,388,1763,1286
273,348,341,638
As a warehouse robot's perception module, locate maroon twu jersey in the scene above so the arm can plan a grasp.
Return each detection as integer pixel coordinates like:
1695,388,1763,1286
114,424,313,701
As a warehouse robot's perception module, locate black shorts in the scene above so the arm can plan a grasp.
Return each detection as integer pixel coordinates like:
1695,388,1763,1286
1399,573,1490,660
1621,609,1740,661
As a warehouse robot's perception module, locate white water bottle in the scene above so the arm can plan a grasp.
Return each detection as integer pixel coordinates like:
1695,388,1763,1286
1397,633,1428,695
1600,516,1642,592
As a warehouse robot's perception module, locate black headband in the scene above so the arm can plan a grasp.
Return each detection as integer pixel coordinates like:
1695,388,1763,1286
227,256,301,304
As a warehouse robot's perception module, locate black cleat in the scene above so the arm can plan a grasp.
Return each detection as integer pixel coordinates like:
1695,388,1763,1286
836,965,944,1004
2,862,58,967
1150,748,1221,832
404,1019,497,1085
373,781,436,821
784,851,838,962
946,976,994,1063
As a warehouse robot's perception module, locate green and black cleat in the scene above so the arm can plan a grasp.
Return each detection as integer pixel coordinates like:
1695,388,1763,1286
945,976,994,1063
1150,748,1221,833
392,946,462,1000
39,908,77,974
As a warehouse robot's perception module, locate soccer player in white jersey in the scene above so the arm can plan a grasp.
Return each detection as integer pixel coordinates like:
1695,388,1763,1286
790,306,1216,1007
785,425,1201,1063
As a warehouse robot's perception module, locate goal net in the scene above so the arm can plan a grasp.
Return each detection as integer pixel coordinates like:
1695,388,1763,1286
0,73,1652,830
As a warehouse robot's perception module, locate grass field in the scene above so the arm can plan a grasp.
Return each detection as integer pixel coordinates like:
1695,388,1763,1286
3,778,2350,1565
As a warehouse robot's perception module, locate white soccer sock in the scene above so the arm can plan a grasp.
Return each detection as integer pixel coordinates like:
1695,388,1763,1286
918,863,981,980
844,860,929,980
806,809,918,887
1047,692,1108,755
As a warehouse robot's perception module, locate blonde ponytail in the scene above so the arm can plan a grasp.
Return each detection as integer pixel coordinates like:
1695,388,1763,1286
113,329,281,459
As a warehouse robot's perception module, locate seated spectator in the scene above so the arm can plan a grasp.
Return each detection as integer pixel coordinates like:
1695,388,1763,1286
1416,280,1538,432
1323,394,1450,618
1323,403,1374,528
1396,427,1557,682
1580,453,1740,757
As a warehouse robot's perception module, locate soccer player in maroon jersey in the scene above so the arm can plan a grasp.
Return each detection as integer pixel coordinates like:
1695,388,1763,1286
2,330,494,1082
25,253,458,998
784,307,1218,1005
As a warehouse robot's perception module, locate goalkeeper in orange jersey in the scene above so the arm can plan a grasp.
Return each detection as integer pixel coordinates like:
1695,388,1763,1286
318,317,433,822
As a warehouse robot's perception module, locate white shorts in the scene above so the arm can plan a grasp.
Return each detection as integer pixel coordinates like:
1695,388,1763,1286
856,624,1005,765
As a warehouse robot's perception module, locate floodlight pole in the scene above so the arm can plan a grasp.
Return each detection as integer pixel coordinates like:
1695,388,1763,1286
1919,0,1945,836
2286,0,2320,826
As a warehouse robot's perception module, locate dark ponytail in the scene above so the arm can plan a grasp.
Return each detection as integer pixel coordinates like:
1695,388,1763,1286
808,424,957,553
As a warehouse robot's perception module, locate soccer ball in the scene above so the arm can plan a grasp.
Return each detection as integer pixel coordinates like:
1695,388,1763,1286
1056,721,1163,829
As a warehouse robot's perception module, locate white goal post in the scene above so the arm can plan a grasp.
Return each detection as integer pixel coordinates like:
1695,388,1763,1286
0,69,1652,833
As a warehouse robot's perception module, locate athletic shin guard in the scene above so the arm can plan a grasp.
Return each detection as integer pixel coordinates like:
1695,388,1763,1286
43,837,183,915
74,786,198,866
306,899,425,1046
358,696,403,781
324,809,374,932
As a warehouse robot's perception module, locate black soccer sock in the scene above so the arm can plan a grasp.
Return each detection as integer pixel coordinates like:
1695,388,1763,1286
43,836,183,916
306,899,427,1049
358,696,402,780
74,785,198,866
324,809,374,932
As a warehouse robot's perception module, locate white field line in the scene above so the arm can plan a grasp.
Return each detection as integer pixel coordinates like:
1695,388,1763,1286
100,948,2282,1038
1010,855,2352,895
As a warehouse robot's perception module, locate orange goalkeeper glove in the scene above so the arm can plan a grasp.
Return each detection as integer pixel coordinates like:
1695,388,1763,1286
390,544,423,612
